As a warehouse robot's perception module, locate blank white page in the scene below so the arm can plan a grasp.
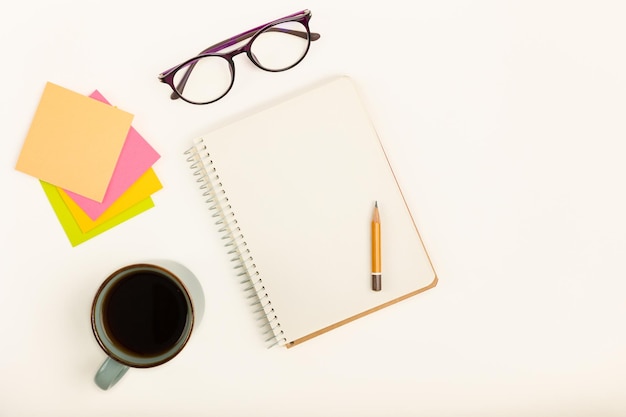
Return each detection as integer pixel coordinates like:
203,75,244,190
196,76,437,346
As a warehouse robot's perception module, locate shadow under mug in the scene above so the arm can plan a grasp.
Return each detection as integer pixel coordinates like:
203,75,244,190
91,261,204,390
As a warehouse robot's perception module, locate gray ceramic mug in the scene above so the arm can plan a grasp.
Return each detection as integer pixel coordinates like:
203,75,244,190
91,261,204,390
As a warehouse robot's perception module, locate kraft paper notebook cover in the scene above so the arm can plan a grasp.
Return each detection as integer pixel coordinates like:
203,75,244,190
186,76,437,348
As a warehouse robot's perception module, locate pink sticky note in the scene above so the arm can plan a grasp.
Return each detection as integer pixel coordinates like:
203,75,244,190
63,91,160,220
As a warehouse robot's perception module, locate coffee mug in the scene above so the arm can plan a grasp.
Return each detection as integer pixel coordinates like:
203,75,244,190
91,261,204,390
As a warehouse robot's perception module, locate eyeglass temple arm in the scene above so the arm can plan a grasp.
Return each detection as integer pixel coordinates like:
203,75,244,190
170,28,321,100
199,28,320,55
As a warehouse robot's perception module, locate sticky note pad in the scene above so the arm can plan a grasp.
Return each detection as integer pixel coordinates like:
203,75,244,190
41,180,154,247
16,82,133,202
59,168,162,233
63,90,160,220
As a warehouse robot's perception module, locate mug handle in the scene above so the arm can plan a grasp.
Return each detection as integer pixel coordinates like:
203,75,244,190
94,357,129,390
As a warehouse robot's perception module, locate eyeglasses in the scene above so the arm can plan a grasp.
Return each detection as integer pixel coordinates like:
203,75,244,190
158,10,320,105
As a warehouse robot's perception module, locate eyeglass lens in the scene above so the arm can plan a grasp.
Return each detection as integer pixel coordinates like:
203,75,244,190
173,57,233,105
173,20,310,104
250,21,310,70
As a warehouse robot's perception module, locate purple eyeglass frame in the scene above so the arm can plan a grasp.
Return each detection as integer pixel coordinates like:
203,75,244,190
158,9,321,105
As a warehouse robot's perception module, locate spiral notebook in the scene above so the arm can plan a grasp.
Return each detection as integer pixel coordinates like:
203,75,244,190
186,76,438,348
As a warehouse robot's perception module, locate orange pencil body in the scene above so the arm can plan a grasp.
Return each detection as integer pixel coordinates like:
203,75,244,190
371,202,382,291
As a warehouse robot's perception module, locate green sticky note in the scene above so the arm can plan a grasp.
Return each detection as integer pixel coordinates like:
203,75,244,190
40,180,154,246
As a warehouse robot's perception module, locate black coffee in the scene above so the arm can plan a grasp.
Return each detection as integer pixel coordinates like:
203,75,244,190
103,271,188,357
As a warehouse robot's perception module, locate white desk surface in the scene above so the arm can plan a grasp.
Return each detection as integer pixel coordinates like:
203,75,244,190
2,1,626,415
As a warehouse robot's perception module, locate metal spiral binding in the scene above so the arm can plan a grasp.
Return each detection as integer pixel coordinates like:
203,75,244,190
185,139,286,348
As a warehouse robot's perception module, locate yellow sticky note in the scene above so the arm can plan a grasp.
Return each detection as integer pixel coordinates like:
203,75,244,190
58,168,162,233
41,181,154,247
16,82,133,202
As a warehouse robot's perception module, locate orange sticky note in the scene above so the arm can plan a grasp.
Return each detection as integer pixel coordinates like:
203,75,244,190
40,180,154,247
58,167,162,233
16,82,133,202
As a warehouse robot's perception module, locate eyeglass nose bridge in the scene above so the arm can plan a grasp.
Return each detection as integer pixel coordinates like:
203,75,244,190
221,44,264,72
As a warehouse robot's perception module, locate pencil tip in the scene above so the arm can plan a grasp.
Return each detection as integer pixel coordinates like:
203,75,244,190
375,200,378,207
